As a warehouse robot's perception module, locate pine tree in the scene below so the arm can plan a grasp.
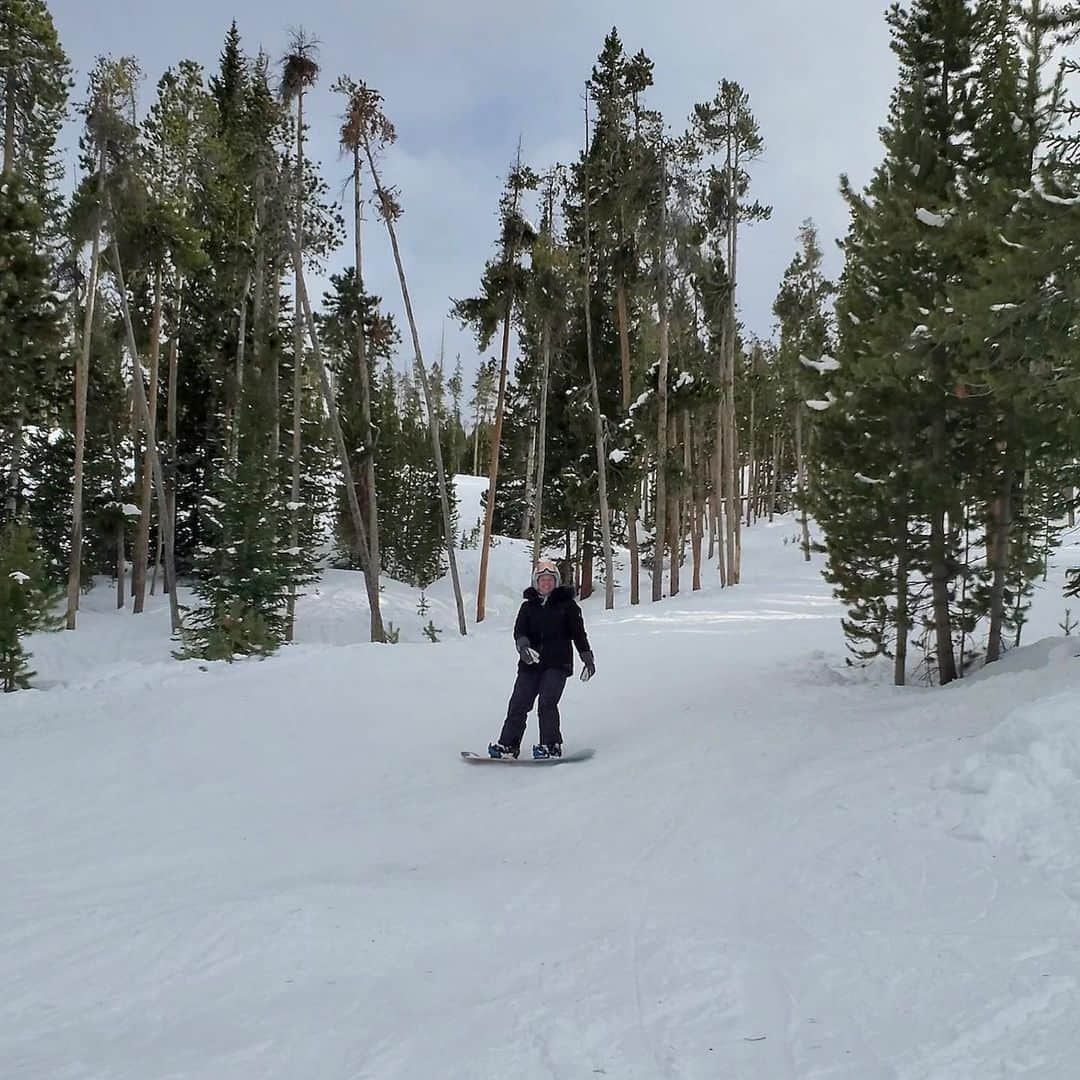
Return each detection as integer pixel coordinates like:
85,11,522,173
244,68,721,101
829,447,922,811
335,74,385,636
281,29,320,642
772,220,834,565
0,519,61,691
452,149,538,621
65,55,140,628
124,62,209,613
319,268,396,569
0,177,63,520
0,0,69,525
587,30,657,603
179,339,297,660
816,1,985,684
350,80,467,634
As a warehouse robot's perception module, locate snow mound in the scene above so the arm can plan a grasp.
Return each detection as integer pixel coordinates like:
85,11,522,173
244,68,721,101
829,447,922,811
944,688,1080,899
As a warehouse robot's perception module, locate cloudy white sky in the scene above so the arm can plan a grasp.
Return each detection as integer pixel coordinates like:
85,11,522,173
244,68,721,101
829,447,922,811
51,0,898,384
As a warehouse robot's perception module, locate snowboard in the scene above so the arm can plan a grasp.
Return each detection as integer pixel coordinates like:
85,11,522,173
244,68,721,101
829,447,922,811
460,748,596,766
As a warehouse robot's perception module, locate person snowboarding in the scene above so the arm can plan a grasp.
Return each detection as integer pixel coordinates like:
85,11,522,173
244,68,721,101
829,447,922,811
488,559,596,760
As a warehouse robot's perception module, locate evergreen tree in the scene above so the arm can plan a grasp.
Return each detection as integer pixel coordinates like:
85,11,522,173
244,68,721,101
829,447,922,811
0,519,61,691
817,0,982,684
452,150,538,621
319,267,397,569
0,177,63,520
771,220,834,564
0,0,70,525
179,351,298,660
690,78,771,586
587,29,656,602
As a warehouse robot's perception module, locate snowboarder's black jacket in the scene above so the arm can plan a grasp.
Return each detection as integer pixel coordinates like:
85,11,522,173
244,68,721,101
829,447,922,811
514,585,592,676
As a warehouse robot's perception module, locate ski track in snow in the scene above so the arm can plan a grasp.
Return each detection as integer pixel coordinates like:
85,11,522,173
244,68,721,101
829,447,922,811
5,509,1080,1078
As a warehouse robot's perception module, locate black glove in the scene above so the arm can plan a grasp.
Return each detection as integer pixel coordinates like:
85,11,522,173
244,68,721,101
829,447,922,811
580,651,596,682
516,636,540,665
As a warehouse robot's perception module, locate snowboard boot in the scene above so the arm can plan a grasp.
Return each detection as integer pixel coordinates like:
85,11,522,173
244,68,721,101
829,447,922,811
488,741,519,760
532,743,563,760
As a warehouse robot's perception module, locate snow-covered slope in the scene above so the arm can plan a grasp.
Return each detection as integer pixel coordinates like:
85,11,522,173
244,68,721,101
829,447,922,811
4,504,1080,1078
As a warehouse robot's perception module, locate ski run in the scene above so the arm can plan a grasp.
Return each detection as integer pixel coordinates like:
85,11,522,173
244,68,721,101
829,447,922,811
4,477,1080,1079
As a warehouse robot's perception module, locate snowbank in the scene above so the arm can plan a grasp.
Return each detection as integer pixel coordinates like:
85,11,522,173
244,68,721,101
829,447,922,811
944,669,1080,900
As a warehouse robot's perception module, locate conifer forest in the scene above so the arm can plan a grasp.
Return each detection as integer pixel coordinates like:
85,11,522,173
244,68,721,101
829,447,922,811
5,0,1080,689
13,4,1080,1075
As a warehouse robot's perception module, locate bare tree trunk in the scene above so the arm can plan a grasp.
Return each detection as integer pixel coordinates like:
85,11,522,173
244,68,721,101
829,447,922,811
472,395,482,476
163,278,183,598
714,403,727,587
583,105,615,612
364,143,467,636
115,517,126,610
707,486,717,562
795,405,811,561
726,144,743,585
722,340,738,584
691,411,703,591
768,430,780,523
683,408,694,588
111,236,181,633
133,270,164,613
616,279,641,606
531,320,552,567
475,152,528,623
746,384,755,528
985,467,1014,665
929,348,958,686
5,407,24,518
66,155,106,629
580,520,594,600
296,267,385,642
228,270,253,465
286,87,306,644
476,314,510,622
3,95,23,511
652,145,671,604
351,143,383,641
521,419,537,539
616,278,632,405
150,519,163,595
734,420,743,576
930,507,958,685
670,417,681,598
270,262,281,461
894,501,909,687
1012,462,1029,649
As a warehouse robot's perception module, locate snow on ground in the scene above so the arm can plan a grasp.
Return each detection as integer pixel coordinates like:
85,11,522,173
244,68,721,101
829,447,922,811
4,499,1080,1078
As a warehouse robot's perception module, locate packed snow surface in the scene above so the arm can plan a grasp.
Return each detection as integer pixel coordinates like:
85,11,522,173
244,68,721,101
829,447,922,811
4,484,1080,1078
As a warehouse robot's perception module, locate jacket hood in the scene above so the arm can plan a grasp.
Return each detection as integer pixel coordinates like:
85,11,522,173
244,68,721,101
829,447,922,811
523,585,576,603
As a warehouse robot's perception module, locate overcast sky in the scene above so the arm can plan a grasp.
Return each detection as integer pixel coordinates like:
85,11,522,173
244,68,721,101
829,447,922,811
50,0,898,384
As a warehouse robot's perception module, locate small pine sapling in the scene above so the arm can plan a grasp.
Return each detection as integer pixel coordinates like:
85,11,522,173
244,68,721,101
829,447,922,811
422,620,442,643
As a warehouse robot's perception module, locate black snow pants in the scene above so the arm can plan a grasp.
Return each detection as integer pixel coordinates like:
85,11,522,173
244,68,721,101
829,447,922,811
498,666,568,750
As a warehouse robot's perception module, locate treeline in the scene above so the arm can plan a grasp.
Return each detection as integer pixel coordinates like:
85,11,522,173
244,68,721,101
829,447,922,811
5,0,1080,691
806,0,1080,685
2,3,806,689
1,10,481,679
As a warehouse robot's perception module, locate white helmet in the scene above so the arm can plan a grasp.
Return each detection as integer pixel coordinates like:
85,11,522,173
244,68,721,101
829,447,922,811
532,558,560,590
